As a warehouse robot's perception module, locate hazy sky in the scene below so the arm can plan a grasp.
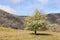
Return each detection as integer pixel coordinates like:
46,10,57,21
0,0,60,16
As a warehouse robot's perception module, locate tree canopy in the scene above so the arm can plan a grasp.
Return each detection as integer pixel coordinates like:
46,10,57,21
24,10,48,34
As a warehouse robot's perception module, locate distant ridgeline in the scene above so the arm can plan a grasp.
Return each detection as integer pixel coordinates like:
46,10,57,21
0,9,60,29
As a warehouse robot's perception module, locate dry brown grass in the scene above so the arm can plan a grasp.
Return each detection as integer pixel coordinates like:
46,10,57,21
0,27,60,40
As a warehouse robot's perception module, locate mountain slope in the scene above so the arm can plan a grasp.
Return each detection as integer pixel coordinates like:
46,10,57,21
47,13,60,24
0,9,60,29
0,9,26,29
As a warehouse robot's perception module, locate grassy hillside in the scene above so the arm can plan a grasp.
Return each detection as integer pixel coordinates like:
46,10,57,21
0,27,60,40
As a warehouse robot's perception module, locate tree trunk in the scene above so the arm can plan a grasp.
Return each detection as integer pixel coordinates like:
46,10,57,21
34,29,37,35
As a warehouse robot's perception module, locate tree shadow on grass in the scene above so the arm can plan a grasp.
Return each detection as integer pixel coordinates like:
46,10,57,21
30,33,52,36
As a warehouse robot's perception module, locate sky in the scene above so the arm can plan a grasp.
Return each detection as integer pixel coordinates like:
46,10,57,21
0,0,60,16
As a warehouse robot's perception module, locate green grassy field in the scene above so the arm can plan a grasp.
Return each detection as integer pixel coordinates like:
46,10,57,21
0,27,60,40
